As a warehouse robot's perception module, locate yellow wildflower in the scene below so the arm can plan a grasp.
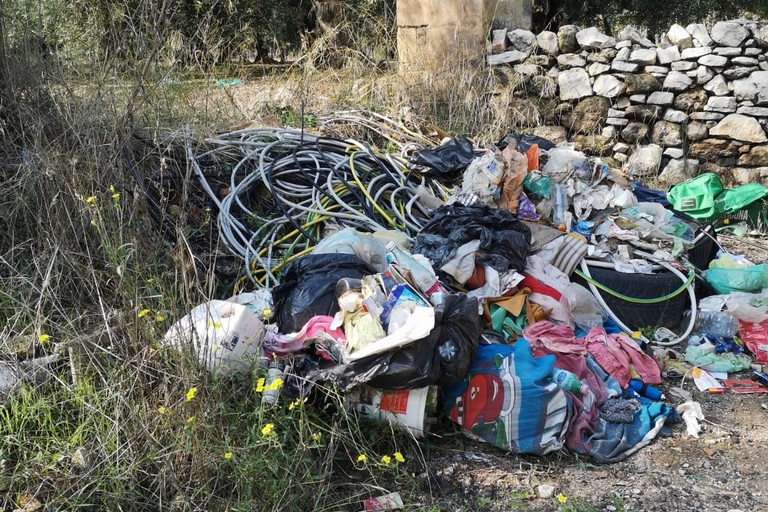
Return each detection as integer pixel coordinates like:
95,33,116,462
186,416,195,424
356,454,367,463
112,193,120,200
312,432,322,442
255,377,266,393
393,452,405,463
186,387,198,401
381,455,391,465
261,423,275,436
38,334,50,343
264,377,283,392
556,493,567,504
147,278,155,284
155,314,165,322
85,196,97,205
137,309,150,318
224,452,233,460
157,406,167,414
288,397,307,410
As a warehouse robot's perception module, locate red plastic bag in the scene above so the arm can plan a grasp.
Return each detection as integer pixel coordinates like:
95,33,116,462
738,320,768,365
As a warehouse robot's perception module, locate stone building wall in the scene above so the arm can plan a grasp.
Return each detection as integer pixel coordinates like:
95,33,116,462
488,21,768,186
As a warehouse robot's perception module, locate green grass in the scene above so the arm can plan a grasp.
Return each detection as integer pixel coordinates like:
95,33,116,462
0,2,564,509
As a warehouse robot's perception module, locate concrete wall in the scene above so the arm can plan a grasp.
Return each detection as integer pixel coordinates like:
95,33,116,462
397,0,531,76
487,0,531,31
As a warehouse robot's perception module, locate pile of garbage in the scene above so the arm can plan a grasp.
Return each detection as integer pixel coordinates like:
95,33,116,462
159,112,768,463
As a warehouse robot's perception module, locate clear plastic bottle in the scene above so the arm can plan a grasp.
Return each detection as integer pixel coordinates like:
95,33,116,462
694,311,739,338
551,184,568,228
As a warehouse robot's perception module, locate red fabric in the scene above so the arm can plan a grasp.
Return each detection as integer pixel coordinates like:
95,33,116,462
465,264,486,290
520,273,562,301
524,320,607,450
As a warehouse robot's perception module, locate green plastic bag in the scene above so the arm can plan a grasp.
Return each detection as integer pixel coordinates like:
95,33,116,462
667,173,724,219
523,172,551,199
706,264,768,294
715,183,768,215
684,345,752,373
714,183,768,227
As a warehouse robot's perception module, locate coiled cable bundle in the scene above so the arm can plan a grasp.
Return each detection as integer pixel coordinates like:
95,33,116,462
186,121,447,290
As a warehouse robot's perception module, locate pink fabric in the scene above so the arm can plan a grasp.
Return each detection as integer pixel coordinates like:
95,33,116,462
266,316,346,355
582,328,661,387
523,321,588,356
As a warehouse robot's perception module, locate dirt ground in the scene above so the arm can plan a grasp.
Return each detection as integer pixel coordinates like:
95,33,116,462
419,384,767,512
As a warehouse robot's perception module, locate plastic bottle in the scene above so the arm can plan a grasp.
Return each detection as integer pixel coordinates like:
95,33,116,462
385,242,439,294
627,379,665,401
552,368,588,394
262,358,284,406
753,370,768,389
694,311,739,338
335,278,363,298
551,184,568,229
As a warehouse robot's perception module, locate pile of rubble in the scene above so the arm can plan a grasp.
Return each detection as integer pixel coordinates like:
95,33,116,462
149,113,768,470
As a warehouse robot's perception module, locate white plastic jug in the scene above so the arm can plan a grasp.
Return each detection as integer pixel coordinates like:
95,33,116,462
163,300,265,374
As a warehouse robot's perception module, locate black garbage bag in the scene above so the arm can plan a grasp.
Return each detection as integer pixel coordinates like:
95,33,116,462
412,203,532,273
272,254,375,334
496,132,556,153
408,136,475,181
308,294,482,391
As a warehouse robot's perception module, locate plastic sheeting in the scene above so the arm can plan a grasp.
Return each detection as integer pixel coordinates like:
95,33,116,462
272,254,375,334
413,204,532,273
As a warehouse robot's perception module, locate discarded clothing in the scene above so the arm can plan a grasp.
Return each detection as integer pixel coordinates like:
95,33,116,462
582,328,662,388
264,316,346,356
524,321,616,452
524,255,572,294
600,398,641,424
537,234,589,276
684,345,752,373
575,397,673,463
484,289,550,341
523,321,588,356
440,240,482,285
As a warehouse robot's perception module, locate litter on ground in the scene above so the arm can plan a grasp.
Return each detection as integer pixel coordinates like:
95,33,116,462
148,111,768,467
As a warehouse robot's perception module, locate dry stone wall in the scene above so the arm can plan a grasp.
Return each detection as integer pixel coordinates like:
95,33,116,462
488,21,768,186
